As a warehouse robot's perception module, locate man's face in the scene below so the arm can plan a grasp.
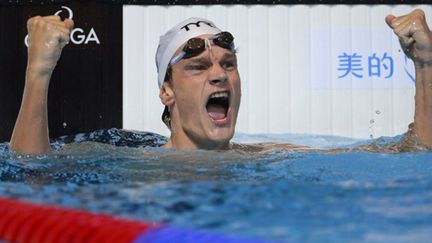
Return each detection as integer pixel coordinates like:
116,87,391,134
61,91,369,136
166,37,241,149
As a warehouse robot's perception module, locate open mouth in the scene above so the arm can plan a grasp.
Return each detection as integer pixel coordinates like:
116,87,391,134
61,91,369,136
206,91,230,121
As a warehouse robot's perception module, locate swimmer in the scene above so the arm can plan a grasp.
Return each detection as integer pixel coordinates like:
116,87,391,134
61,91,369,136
9,9,432,154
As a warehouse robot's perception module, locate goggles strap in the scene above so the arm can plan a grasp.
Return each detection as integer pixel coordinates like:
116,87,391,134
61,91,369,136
170,51,185,66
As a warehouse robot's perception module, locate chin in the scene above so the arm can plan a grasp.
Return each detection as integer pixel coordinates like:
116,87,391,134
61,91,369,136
205,127,235,148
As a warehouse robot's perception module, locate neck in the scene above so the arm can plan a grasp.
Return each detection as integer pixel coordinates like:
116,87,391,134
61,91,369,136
163,132,231,150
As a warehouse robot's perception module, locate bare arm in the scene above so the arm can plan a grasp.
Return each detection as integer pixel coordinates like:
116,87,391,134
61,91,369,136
386,10,432,149
10,16,73,154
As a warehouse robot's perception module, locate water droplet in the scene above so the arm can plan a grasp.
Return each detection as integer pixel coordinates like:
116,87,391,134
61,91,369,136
375,110,381,115
370,119,374,124
62,122,67,128
369,134,374,139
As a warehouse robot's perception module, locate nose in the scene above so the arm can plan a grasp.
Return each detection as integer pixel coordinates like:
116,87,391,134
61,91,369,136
208,63,228,86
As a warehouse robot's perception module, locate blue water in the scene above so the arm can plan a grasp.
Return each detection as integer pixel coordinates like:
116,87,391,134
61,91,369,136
1,129,431,243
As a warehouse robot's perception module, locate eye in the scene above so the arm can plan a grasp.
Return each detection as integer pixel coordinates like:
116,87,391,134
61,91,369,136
184,61,211,72
221,60,237,70
189,64,208,71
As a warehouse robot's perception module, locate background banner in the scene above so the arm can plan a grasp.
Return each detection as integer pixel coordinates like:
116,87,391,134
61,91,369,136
1,1,431,142
0,1,122,142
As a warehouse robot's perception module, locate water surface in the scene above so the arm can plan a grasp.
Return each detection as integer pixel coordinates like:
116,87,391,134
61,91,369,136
0,129,431,243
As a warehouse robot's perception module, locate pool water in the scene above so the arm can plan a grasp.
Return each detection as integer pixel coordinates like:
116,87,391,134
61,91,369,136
0,129,431,243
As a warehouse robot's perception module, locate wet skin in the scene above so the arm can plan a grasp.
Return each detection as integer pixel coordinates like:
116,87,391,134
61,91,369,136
160,39,242,150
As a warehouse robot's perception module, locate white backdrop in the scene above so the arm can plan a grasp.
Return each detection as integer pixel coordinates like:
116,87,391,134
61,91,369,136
123,4,432,139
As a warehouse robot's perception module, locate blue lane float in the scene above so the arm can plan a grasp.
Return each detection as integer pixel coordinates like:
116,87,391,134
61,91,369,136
134,227,279,243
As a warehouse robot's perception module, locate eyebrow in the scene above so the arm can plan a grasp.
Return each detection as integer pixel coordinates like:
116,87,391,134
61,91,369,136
220,53,237,62
186,57,212,65
188,52,237,63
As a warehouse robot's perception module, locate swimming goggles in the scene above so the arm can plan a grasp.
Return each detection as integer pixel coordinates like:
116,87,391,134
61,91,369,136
170,31,235,66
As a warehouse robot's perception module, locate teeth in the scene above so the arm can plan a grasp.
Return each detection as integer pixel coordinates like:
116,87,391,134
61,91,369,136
210,92,229,99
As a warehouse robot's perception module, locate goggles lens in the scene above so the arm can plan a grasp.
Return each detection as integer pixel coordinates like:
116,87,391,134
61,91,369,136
170,32,235,65
212,31,234,50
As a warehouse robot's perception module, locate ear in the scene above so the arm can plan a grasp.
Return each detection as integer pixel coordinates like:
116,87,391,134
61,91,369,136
159,82,175,106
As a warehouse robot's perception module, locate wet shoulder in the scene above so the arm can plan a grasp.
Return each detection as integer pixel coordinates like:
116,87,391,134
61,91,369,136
232,142,319,153
51,128,168,149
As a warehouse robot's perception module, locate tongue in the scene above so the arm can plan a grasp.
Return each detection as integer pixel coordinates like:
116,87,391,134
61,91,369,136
207,104,227,120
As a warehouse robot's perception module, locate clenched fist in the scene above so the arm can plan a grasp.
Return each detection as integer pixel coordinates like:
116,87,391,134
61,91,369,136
386,9,432,67
26,15,74,76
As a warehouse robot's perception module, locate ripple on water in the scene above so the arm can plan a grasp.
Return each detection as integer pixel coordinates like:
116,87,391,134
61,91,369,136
1,129,432,242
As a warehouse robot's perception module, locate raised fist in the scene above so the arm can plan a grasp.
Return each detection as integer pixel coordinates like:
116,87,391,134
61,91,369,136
386,9,432,67
26,15,74,76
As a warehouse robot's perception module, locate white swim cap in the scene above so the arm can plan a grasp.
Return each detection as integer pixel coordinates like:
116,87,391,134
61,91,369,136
155,17,222,89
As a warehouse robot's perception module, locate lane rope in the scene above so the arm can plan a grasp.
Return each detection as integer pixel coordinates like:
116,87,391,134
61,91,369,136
0,197,279,243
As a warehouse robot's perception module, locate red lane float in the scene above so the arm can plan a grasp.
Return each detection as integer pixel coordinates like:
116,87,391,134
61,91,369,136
0,197,156,243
